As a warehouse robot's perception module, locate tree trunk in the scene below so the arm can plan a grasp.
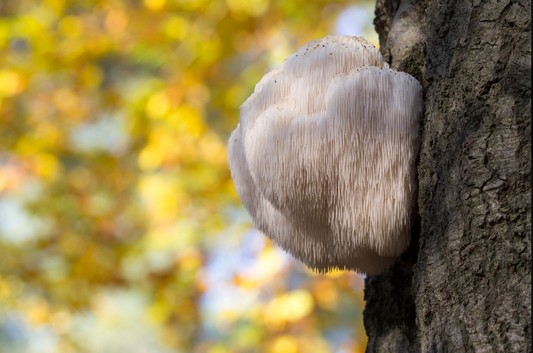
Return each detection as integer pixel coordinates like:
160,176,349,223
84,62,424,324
363,0,531,351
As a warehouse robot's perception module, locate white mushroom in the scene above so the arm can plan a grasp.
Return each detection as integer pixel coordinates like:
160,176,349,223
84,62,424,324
228,35,423,275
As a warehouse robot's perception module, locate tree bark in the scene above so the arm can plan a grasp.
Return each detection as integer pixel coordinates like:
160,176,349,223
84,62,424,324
363,0,531,352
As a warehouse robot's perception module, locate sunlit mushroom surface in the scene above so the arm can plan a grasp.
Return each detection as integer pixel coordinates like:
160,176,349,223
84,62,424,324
229,35,423,275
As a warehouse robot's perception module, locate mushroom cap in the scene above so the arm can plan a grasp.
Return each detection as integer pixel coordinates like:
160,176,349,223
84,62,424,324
228,35,422,275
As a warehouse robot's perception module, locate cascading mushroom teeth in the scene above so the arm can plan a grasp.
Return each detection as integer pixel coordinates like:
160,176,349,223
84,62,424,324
228,35,423,275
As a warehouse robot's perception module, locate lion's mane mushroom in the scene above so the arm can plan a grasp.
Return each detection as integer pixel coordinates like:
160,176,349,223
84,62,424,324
228,35,423,275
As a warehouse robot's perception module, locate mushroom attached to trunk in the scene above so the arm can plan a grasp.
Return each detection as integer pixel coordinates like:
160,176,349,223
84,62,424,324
228,35,423,275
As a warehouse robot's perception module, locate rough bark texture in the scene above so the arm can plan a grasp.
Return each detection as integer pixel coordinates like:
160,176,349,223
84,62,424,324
364,0,531,352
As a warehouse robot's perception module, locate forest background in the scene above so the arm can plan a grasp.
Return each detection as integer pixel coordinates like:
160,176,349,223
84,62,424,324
0,0,381,352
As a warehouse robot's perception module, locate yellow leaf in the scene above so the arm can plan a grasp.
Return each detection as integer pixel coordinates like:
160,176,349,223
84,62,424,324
299,337,332,353
138,145,164,171
149,299,170,323
270,335,298,353
138,174,190,222
144,0,166,11
165,16,189,40
44,0,66,15
52,89,80,114
146,91,170,119
168,105,206,137
198,131,227,165
33,153,60,181
282,290,314,321
59,16,84,37
81,65,104,87
0,278,10,300
0,70,22,97
27,300,50,326
208,344,229,353
265,290,314,330
226,0,270,18
179,249,202,273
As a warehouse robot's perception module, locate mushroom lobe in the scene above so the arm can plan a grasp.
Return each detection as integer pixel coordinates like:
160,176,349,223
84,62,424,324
228,35,422,275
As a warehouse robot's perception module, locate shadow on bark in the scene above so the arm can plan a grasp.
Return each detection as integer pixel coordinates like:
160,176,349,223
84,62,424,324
363,215,421,353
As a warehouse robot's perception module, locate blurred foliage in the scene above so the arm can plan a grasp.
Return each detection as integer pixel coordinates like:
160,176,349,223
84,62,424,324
0,0,378,352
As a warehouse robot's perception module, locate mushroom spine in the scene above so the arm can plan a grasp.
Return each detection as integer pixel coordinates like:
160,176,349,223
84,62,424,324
228,35,423,275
